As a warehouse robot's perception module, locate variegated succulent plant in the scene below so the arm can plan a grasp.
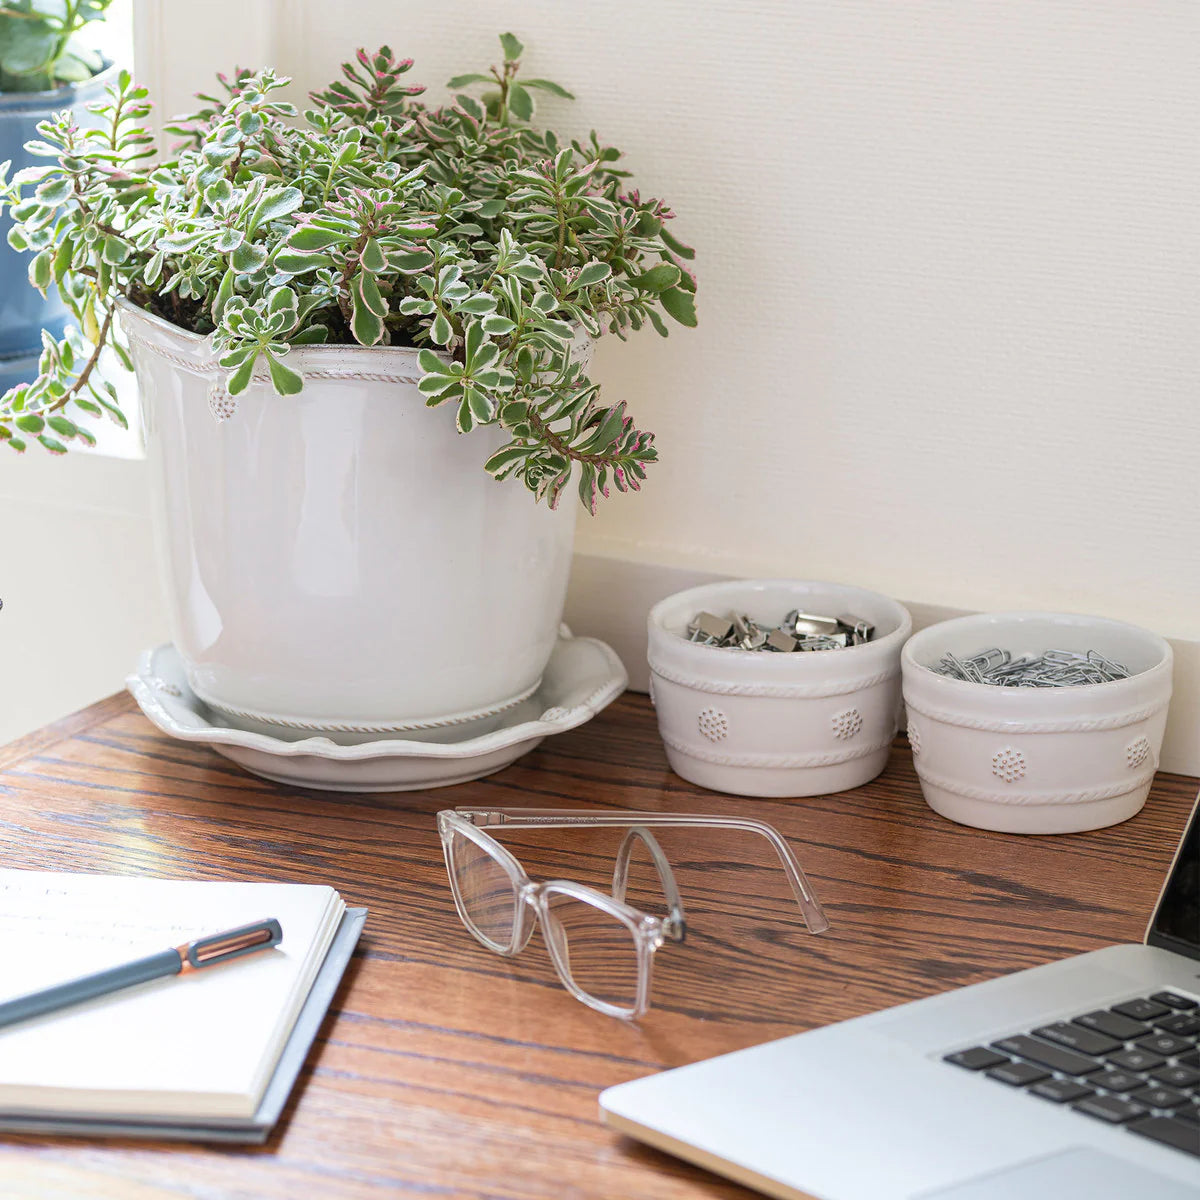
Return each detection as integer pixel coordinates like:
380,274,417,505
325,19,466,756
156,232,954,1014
0,33,696,509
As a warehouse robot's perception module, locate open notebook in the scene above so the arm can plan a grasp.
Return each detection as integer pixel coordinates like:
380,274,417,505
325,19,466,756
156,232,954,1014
0,869,365,1142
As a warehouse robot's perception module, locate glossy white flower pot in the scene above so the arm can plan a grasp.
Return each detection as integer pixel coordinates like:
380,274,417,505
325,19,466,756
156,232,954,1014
901,611,1174,834
120,300,578,743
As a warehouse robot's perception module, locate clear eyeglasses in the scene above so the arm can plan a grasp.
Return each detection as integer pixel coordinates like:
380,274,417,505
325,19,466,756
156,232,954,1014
437,807,830,1020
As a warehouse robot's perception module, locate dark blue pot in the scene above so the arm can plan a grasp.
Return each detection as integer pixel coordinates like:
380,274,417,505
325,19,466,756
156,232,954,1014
0,65,117,374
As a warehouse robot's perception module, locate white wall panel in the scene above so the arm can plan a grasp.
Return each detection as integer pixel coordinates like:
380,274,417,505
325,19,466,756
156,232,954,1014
0,455,166,745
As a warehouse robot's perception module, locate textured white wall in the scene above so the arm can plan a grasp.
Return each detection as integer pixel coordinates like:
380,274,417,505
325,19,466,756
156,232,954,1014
6,1,1199,759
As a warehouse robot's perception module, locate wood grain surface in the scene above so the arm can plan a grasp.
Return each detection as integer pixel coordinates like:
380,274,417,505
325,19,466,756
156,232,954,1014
0,691,1193,1200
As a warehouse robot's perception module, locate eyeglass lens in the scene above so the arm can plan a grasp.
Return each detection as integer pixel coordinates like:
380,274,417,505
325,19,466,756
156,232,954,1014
448,829,520,951
450,828,644,1013
542,888,641,1012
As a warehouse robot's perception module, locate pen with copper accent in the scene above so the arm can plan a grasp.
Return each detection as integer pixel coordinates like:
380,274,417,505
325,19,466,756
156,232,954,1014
0,918,283,1031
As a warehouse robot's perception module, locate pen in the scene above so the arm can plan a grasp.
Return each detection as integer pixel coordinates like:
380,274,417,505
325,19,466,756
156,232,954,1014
0,917,283,1031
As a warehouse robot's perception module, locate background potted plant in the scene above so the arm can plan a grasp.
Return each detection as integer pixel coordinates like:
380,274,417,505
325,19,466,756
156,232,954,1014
0,0,113,393
0,34,695,743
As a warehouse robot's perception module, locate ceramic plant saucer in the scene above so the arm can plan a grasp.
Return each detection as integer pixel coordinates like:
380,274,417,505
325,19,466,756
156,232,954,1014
127,629,628,792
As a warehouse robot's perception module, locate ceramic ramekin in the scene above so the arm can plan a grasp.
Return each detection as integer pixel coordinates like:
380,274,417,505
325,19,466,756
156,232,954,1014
901,611,1174,835
647,579,912,797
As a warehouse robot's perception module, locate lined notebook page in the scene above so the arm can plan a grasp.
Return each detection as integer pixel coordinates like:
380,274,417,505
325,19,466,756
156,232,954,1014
0,870,344,1118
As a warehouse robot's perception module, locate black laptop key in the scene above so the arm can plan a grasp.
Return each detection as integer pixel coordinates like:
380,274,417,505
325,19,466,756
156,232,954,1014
991,1035,1102,1078
986,1061,1049,1087
1151,992,1198,1012
1130,1085,1190,1110
1032,1023,1121,1056
1128,1116,1200,1158
1073,1010,1151,1041
1155,1012,1200,1037
1030,1079,1093,1104
1108,1048,1166,1072
1177,1051,1200,1069
1152,1065,1200,1089
1092,1069,1148,1094
1177,1104,1200,1125
1071,1094,1147,1124
1137,1033,1195,1057
1113,998,1172,1022
944,1047,1009,1071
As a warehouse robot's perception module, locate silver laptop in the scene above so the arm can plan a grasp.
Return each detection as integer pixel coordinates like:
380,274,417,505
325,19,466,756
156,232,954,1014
600,795,1200,1200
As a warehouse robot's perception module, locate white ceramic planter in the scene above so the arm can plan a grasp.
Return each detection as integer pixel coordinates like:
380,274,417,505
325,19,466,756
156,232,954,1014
120,300,578,742
648,579,912,797
901,611,1174,834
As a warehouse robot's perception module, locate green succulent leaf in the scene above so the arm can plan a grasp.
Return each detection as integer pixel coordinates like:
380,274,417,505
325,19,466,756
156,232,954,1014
227,353,258,395
100,236,129,265
456,293,497,316
249,187,303,231
506,83,533,122
274,249,331,274
388,248,434,272
573,261,612,289
636,262,681,292
35,177,72,205
660,285,697,327
523,78,574,99
430,311,453,346
212,267,236,323
288,225,347,252
265,351,304,395
355,271,386,318
350,275,386,345
231,240,268,273
45,415,78,439
481,314,515,337
28,250,52,292
0,16,57,77
360,237,386,273
660,226,696,260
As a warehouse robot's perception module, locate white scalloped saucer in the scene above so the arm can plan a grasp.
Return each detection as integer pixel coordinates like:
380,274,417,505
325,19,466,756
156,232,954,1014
126,630,628,792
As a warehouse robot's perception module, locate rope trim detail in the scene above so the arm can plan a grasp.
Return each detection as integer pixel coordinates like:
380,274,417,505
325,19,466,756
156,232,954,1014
193,677,542,734
648,660,898,699
914,765,1157,806
125,329,423,385
659,730,893,767
902,697,1167,734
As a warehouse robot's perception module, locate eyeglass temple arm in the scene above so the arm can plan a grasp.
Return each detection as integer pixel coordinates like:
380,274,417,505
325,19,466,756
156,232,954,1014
454,809,830,935
612,827,687,942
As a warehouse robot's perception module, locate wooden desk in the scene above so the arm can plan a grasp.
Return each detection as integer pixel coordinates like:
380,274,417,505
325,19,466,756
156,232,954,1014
0,692,1193,1200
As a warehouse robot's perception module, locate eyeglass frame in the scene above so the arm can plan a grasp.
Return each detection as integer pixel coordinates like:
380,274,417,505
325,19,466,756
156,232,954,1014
437,807,830,1020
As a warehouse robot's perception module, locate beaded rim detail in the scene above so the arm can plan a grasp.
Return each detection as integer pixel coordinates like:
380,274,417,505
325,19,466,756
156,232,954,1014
1126,736,1151,770
832,708,863,740
697,706,729,743
991,746,1027,783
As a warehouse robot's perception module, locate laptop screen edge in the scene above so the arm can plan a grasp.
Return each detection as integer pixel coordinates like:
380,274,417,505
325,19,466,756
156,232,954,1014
1144,790,1200,962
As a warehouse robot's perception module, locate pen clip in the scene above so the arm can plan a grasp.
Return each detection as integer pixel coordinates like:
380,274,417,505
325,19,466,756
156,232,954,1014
177,918,283,971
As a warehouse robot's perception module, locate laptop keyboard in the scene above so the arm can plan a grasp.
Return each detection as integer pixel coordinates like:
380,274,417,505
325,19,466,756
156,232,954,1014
945,990,1200,1160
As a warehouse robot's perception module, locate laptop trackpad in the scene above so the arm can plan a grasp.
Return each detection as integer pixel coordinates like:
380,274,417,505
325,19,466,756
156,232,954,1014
915,1148,1195,1200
